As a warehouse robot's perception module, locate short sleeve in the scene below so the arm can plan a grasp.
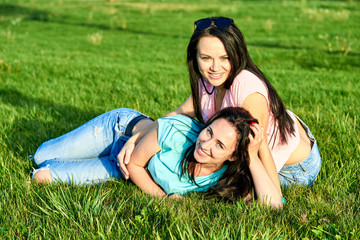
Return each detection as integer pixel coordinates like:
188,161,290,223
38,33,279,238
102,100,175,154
230,70,269,107
157,115,202,153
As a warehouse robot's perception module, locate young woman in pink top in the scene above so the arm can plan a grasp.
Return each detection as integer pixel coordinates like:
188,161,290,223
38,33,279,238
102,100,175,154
118,17,321,201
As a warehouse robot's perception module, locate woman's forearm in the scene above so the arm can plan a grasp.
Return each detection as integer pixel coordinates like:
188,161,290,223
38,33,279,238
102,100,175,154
126,126,166,197
258,142,282,195
127,162,166,197
249,155,283,209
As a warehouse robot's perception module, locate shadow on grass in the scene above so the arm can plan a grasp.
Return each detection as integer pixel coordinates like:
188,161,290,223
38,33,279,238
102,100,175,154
2,3,360,58
0,3,53,21
0,3,187,39
250,41,360,71
0,88,101,160
249,41,360,57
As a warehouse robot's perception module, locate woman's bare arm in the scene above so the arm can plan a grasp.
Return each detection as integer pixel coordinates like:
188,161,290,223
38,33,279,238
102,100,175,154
117,95,195,178
164,95,196,118
117,119,156,179
127,126,166,197
248,123,283,209
243,92,282,195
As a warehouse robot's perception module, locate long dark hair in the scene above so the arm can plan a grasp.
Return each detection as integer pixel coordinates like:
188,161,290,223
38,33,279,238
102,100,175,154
180,107,257,201
187,16,295,145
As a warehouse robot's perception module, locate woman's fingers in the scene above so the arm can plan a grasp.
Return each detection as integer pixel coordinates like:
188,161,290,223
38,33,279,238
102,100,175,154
248,123,264,154
117,151,129,179
250,123,263,141
117,143,135,179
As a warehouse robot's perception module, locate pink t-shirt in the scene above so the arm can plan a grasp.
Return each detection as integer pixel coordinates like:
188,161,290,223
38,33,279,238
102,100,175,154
199,70,300,171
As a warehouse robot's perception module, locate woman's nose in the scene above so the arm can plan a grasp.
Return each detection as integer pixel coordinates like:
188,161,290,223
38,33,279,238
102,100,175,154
201,138,213,150
210,59,220,71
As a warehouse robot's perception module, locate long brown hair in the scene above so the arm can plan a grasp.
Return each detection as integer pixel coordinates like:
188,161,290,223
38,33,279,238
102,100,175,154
187,16,295,145
180,107,257,201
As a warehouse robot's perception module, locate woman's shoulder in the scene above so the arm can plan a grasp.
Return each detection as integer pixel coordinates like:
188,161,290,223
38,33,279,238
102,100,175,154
226,70,268,106
158,114,200,128
230,70,267,92
157,114,203,144
233,69,262,84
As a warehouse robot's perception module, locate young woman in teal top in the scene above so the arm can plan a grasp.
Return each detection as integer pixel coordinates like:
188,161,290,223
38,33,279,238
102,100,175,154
145,114,228,195
33,107,282,206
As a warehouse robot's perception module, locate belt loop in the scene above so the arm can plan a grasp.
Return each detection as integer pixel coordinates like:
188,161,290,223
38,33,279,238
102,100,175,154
116,112,127,134
299,162,307,172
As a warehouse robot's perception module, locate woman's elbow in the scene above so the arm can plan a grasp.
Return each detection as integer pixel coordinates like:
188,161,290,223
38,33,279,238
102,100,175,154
126,162,137,176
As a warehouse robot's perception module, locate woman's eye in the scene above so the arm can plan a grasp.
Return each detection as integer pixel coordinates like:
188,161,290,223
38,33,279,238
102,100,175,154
221,56,229,60
201,56,210,60
207,127,211,135
217,143,224,149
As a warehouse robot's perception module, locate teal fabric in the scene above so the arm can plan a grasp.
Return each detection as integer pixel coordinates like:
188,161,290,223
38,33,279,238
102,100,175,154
147,115,228,196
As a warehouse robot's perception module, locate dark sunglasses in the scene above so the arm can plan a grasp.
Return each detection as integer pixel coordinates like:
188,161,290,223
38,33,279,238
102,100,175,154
194,17,234,30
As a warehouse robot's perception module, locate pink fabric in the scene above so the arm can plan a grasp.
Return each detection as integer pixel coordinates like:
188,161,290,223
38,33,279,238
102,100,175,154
199,70,300,171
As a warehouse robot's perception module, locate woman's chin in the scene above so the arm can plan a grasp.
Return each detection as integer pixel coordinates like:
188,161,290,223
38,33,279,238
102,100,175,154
194,149,206,163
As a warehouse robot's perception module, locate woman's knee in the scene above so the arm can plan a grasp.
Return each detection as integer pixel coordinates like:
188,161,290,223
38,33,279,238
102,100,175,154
33,169,52,184
33,152,42,166
33,142,50,165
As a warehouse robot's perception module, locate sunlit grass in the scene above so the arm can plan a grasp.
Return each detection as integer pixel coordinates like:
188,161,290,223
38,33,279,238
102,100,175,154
0,0,359,239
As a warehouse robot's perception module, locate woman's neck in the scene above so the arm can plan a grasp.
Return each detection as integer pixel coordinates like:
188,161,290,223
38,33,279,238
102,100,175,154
214,86,226,112
194,163,223,177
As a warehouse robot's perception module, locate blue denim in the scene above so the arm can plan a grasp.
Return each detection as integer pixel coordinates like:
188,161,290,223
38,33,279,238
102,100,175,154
278,116,321,187
33,108,150,185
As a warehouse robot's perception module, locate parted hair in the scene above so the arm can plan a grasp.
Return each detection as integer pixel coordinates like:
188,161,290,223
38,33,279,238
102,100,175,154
187,16,295,145
180,107,258,201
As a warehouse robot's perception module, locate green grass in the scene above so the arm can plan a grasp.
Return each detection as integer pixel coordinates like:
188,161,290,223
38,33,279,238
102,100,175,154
0,0,359,239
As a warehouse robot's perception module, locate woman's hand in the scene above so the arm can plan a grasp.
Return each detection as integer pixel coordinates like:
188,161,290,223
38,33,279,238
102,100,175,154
117,119,156,180
248,122,264,159
117,139,136,180
168,193,183,199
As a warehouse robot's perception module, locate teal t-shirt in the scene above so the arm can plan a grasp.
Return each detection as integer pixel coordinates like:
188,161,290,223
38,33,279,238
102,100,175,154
147,115,228,196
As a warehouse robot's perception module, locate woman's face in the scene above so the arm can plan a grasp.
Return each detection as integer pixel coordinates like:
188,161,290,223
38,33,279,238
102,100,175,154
196,36,231,88
194,118,238,169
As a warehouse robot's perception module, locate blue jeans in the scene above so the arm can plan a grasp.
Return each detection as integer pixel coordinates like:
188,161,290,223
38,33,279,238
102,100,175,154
278,116,321,187
33,108,151,184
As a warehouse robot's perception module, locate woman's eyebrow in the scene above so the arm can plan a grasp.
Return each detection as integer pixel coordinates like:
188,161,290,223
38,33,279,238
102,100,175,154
210,126,227,149
199,53,228,57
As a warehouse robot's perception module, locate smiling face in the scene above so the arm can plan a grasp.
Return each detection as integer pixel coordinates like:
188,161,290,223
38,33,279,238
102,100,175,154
196,36,231,88
194,118,238,170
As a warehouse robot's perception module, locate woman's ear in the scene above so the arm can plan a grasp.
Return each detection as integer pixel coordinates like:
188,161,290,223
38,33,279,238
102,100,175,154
228,156,237,162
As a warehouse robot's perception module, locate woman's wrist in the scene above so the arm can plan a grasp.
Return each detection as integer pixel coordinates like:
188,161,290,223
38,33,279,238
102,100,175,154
248,155,261,168
127,134,137,144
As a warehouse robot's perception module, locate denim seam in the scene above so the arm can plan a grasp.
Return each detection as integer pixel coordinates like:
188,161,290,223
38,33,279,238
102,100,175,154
41,157,106,163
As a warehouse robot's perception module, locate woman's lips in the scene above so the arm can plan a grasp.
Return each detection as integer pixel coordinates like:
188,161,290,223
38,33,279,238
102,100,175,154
208,72,224,79
196,144,208,157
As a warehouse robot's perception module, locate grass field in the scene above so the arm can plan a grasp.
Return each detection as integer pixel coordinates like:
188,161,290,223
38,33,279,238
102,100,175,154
0,0,359,239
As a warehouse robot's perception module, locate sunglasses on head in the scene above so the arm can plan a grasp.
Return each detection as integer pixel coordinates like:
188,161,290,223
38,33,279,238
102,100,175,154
194,17,234,30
